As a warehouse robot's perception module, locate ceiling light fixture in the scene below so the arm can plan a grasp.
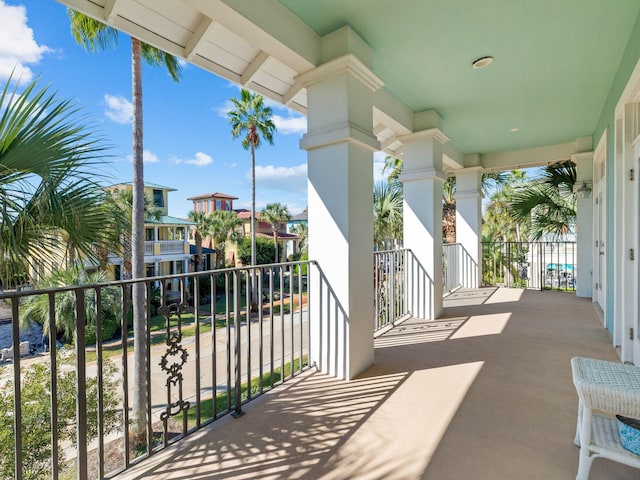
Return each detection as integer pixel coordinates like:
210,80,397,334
472,56,494,69
510,128,520,132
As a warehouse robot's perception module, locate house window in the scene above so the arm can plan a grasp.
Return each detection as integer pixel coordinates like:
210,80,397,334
226,202,231,211
216,199,222,210
114,264,122,280
152,189,164,208
145,228,154,241
175,261,184,274
146,264,155,277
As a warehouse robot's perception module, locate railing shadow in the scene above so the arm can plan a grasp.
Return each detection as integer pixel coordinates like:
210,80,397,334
117,369,410,480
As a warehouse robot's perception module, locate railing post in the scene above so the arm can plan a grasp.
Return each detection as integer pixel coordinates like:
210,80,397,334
232,270,244,418
12,297,22,480
75,289,88,480
390,252,396,325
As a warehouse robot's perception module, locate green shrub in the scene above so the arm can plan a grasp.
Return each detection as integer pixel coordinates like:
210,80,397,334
0,358,120,479
84,316,120,345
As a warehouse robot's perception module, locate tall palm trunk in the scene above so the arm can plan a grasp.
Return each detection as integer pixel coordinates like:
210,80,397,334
195,230,203,271
250,130,258,310
130,37,148,443
273,227,279,263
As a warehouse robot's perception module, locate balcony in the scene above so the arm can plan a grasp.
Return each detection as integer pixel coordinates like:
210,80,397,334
0,254,635,479
115,287,635,480
143,240,187,256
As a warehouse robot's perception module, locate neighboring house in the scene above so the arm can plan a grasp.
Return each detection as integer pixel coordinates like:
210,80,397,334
287,209,308,258
187,192,238,214
105,182,195,295
226,209,299,266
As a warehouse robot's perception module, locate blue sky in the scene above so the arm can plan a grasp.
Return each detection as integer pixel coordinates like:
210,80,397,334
2,0,389,218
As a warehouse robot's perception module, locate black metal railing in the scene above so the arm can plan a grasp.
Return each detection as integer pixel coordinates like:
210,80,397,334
482,241,577,291
0,260,312,480
374,249,408,332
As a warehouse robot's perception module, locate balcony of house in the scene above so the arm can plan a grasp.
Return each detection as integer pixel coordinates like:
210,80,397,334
143,223,190,257
143,240,189,256
1,250,636,480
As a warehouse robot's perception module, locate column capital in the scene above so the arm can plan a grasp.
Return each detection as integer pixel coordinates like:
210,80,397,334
455,191,484,201
455,166,485,175
295,53,384,92
400,166,446,183
300,122,379,152
571,151,594,163
397,128,449,146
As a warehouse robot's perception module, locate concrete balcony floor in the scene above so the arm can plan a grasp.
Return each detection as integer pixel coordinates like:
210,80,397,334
116,287,637,479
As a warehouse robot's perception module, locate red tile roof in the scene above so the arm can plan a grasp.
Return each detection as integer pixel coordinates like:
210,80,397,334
187,192,239,201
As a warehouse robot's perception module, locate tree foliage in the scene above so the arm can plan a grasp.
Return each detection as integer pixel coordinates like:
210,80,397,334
260,202,291,263
374,180,403,250
0,358,119,479
20,268,121,344
0,76,114,286
237,236,276,266
209,210,243,268
508,162,576,240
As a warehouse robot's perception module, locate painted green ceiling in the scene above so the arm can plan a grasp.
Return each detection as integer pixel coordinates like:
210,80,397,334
279,0,640,155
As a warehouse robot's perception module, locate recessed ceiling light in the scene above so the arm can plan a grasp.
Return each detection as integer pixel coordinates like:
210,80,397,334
472,56,494,69
510,128,520,132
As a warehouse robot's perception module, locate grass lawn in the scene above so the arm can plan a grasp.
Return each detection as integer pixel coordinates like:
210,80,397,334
81,293,308,364
176,356,308,429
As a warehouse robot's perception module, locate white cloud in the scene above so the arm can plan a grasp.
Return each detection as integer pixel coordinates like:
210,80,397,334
127,149,159,163
0,1,51,82
273,114,306,135
253,163,307,193
172,151,214,167
186,152,213,167
104,94,132,124
144,150,159,163
215,99,234,117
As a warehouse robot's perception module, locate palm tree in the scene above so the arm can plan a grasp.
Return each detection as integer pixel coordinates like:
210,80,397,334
383,155,403,182
21,268,111,342
0,76,114,287
188,210,212,272
482,170,530,243
227,88,276,307
291,222,308,255
373,180,403,250
261,203,291,263
68,10,182,443
209,210,243,268
442,177,456,244
509,162,576,240
382,158,507,244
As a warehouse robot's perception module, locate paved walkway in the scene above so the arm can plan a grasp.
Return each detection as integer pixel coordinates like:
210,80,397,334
116,288,638,479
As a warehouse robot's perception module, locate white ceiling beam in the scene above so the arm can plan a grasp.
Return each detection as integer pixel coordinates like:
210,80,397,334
481,141,577,172
241,51,270,86
282,81,303,105
184,16,214,61
103,0,123,23
186,0,318,72
373,124,387,137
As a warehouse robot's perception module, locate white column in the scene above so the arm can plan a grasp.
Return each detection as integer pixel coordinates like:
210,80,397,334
572,152,594,298
400,130,447,319
298,41,383,380
455,168,483,288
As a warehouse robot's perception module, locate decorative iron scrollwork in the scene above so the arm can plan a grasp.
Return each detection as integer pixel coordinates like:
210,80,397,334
158,302,190,438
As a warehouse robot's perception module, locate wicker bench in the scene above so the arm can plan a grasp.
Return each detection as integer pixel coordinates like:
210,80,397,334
571,357,640,479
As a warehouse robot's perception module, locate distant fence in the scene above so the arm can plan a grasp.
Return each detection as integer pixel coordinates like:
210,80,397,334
482,241,577,292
